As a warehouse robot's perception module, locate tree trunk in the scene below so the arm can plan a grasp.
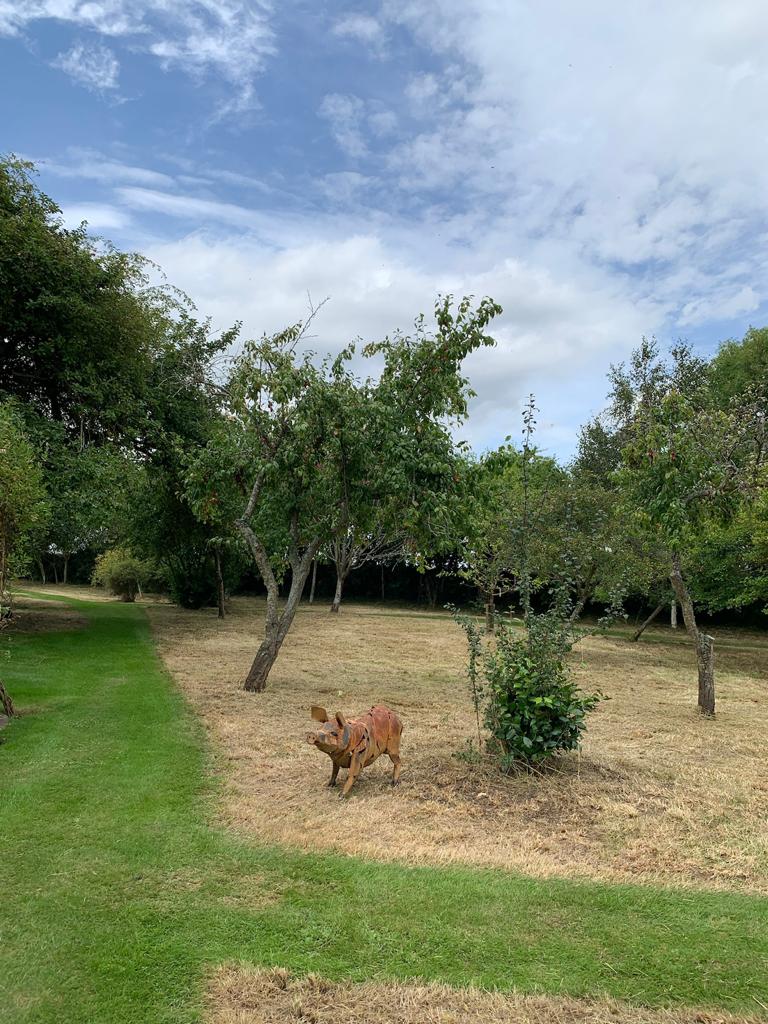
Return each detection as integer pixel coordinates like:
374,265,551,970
37,557,47,584
631,601,664,642
214,547,225,620
244,637,281,692
669,552,715,716
569,565,596,622
309,558,317,604
569,592,588,622
238,520,319,693
62,553,69,585
0,680,16,718
380,564,385,602
330,568,345,613
53,559,59,584
694,631,715,714
485,591,495,633
244,563,312,691
670,601,678,628
424,574,439,609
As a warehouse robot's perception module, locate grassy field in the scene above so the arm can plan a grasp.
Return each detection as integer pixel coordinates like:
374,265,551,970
2,591,767,1023
149,595,768,891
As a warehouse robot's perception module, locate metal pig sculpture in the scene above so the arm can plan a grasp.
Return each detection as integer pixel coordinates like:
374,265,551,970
306,704,403,798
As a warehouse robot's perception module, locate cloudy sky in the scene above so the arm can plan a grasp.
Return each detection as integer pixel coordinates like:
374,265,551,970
3,1,768,457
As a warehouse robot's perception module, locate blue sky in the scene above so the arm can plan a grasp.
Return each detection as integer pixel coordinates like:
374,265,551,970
3,1,768,458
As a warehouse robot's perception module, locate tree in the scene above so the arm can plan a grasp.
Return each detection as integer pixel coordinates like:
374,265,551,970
574,415,679,641
454,398,605,770
40,436,137,583
709,327,768,407
0,402,47,721
1,156,242,604
188,322,371,691
533,467,623,622
609,339,767,715
325,527,404,614
91,547,160,602
0,402,47,616
459,445,562,631
188,295,501,692
0,156,158,440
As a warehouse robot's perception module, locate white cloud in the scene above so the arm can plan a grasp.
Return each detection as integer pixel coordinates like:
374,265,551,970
368,108,397,136
140,222,653,452
115,186,268,231
42,148,175,188
404,72,439,105
318,93,368,158
320,171,374,204
379,0,768,333
61,201,131,230
318,94,399,157
679,285,759,327
27,1,768,456
52,41,119,91
0,0,274,106
332,13,385,49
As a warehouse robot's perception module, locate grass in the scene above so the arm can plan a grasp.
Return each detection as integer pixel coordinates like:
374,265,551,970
1,593,767,1022
210,968,767,1024
148,595,768,892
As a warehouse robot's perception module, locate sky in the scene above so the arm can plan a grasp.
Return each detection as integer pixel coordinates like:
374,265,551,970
2,1,768,459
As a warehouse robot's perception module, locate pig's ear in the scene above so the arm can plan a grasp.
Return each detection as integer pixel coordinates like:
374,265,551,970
311,705,329,722
335,711,347,728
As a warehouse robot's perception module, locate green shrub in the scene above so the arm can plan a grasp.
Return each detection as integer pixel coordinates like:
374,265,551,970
457,611,603,769
91,548,160,602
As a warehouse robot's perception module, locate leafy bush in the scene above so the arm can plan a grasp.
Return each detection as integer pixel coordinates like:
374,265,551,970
91,548,160,602
457,611,603,769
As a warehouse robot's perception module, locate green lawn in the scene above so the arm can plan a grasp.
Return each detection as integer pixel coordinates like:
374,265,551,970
1,595,767,1023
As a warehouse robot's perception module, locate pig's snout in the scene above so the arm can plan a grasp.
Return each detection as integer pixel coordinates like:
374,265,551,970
305,731,318,745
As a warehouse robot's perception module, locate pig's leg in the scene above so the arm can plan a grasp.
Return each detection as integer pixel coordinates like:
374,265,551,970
340,752,362,798
328,762,340,787
388,729,402,786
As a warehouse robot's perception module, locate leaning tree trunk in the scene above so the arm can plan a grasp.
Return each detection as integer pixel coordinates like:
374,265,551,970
238,517,319,693
631,601,664,642
670,552,715,716
36,557,47,584
309,558,317,604
244,562,315,691
670,601,678,628
245,637,282,692
0,680,15,718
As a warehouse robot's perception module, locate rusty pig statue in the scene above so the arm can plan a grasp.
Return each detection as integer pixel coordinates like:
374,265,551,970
306,704,403,798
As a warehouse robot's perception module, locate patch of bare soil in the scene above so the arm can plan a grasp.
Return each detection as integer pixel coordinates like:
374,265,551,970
208,967,762,1024
147,598,768,892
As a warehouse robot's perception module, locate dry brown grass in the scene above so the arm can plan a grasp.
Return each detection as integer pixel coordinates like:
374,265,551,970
19,582,163,604
8,595,88,634
147,598,768,892
208,967,763,1024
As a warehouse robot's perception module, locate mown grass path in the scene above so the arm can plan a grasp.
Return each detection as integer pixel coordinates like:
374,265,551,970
2,596,767,1023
